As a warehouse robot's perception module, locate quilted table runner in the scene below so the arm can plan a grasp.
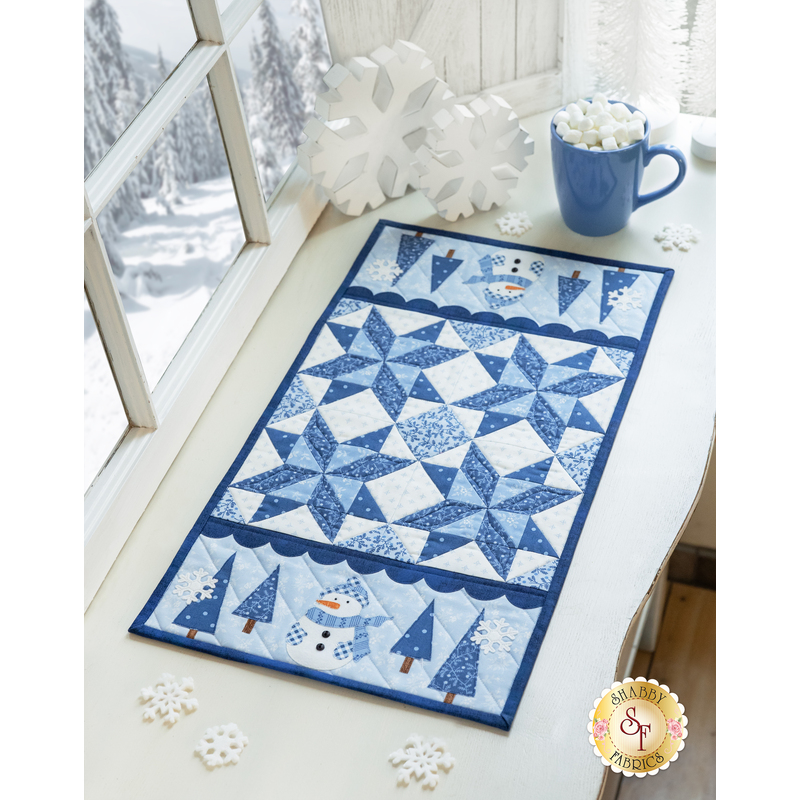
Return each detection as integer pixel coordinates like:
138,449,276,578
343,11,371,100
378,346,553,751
131,221,672,729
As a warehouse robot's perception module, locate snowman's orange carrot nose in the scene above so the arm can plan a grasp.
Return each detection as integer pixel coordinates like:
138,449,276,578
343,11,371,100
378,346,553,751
505,285,525,291
317,600,340,609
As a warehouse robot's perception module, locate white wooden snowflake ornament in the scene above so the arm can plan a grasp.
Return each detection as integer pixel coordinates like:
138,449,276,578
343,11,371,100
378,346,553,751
470,617,519,654
172,568,217,605
139,673,198,725
389,735,455,788
297,40,455,215
496,210,533,236
607,286,643,312
654,223,700,251
195,723,248,768
414,94,535,221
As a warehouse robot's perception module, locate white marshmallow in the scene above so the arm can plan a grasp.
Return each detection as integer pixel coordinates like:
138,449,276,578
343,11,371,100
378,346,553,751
619,141,631,147
627,120,645,141
556,121,571,138
612,123,629,144
598,125,614,140
592,92,608,105
563,128,583,144
568,111,584,128
566,103,582,116
574,142,589,150
632,110,647,122
609,103,629,121
581,130,600,146
576,98,590,113
601,137,618,150
553,110,570,125
595,112,614,127
577,116,594,131
587,101,605,116
590,146,604,151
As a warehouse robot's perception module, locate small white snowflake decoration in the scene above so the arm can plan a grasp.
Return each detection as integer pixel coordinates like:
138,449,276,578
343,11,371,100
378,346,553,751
495,210,532,237
389,734,455,789
366,258,402,282
172,568,217,605
607,286,643,313
470,617,519,654
654,223,700,251
195,723,249,768
139,673,198,725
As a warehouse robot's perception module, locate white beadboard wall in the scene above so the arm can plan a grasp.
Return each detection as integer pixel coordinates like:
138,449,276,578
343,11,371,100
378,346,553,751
320,0,563,114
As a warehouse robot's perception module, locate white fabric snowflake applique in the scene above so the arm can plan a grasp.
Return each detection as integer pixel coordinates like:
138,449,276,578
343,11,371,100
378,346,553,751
195,723,249,768
470,617,519,654
654,223,700,251
172,568,217,605
389,734,455,788
139,673,198,725
607,286,643,313
495,210,533,237
366,258,402,282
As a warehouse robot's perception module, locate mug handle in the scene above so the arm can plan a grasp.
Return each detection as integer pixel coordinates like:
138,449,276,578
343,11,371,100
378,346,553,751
634,144,687,210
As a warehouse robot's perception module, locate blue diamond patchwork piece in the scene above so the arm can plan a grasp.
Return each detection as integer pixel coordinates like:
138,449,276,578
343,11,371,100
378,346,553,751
304,411,339,471
454,384,531,411
511,336,548,387
494,484,580,515
307,477,346,541
476,513,516,579
301,354,379,380
371,364,407,418
232,464,316,495
329,453,412,481
528,395,567,451
397,501,483,531
396,406,471,459
389,344,465,369
363,307,396,357
461,442,499,506
544,372,622,397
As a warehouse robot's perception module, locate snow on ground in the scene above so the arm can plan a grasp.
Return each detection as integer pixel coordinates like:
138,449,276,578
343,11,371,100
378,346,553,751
85,176,245,490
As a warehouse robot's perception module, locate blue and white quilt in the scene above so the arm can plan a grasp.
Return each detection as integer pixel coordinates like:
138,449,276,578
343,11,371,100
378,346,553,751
130,221,672,730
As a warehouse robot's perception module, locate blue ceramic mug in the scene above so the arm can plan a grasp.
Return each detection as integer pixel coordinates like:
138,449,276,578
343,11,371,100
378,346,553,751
550,102,687,236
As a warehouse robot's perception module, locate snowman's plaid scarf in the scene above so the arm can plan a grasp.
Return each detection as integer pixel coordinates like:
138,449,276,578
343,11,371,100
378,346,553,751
305,607,392,661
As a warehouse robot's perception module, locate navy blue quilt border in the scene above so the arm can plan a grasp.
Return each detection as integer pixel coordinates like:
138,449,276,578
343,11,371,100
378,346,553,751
129,219,673,731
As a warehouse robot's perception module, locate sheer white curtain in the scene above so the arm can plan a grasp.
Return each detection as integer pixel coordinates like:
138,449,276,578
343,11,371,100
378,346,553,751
561,0,715,117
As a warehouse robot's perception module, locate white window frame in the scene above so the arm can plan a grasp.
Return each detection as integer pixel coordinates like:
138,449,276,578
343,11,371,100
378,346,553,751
84,0,327,609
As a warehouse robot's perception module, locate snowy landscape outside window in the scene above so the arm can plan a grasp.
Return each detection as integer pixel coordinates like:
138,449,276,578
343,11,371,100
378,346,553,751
83,0,331,491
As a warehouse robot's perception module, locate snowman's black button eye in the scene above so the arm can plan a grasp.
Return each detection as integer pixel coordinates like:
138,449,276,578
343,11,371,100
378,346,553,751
346,600,349,603
511,267,518,273
322,631,330,638
316,643,325,651
514,258,521,264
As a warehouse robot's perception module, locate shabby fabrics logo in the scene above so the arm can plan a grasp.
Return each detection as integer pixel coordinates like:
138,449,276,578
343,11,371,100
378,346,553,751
588,677,688,777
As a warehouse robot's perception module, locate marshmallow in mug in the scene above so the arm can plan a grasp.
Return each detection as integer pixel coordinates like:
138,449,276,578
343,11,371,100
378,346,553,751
553,94,647,152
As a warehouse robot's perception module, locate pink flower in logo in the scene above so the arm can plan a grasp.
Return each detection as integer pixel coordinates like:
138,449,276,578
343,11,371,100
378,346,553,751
666,718,683,740
593,718,609,740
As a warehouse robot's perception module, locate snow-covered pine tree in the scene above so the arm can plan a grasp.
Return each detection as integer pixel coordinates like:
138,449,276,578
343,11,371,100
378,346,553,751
247,1,306,196
683,0,715,116
84,0,144,271
152,47,186,206
202,87,230,179
594,0,688,107
290,0,330,117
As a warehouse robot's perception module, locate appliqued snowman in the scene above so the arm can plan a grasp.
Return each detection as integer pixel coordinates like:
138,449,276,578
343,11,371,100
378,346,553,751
285,576,392,671
463,250,545,310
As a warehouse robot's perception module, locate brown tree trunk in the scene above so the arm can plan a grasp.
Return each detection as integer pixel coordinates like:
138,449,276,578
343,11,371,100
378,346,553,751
400,656,414,673
444,693,455,704
187,629,197,639
242,619,256,634
415,231,423,238
446,249,455,258
618,267,626,272
572,270,581,279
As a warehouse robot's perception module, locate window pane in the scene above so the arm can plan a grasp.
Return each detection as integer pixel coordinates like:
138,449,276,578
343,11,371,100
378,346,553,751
85,297,128,491
84,0,198,176
230,0,331,200
96,83,246,390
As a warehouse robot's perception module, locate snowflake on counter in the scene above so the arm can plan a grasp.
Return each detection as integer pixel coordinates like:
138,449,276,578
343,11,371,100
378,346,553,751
495,210,533,237
172,568,217,605
470,617,518,654
139,673,198,725
654,223,700,251
389,734,455,788
607,286,643,313
195,723,249,768
366,258,402,282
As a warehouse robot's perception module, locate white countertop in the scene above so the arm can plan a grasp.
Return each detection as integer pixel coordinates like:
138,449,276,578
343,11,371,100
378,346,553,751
85,109,715,800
